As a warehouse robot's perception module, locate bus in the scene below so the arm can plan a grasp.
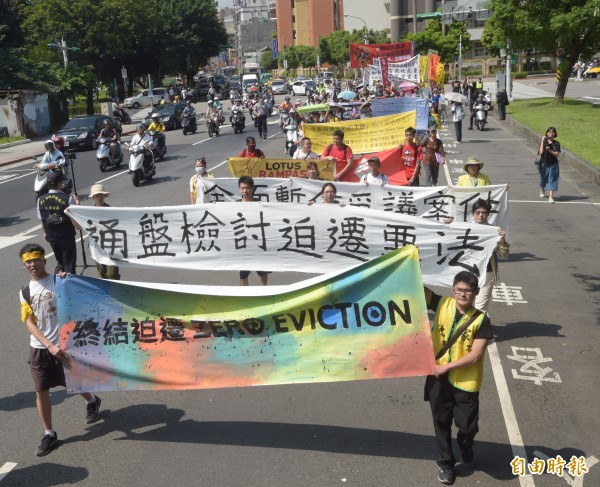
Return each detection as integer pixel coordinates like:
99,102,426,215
243,62,261,76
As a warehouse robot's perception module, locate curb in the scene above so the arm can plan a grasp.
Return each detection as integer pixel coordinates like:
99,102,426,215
503,115,600,186
0,139,32,149
0,152,45,168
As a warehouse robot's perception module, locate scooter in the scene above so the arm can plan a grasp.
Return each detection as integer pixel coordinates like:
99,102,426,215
127,142,155,187
279,109,289,130
182,112,197,135
284,123,300,157
231,111,245,134
148,130,167,160
206,113,220,137
113,107,132,124
474,102,490,131
96,137,123,172
33,153,76,200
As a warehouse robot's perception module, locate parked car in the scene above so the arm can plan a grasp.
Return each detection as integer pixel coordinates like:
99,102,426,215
271,78,288,94
54,115,122,151
124,87,170,109
142,102,187,130
291,80,316,96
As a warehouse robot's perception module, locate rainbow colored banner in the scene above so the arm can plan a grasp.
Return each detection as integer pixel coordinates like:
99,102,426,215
57,247,435,393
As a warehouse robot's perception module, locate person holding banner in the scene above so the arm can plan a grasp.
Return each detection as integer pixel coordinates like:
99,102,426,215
398,127,422,186
19,243,102,457
424,271,493,485
190,157,214,204
239,136,265,158
89,184,121,280
303,160,323,180
321,129,354,181
293,138,318,161
457,158,491,187
237,176,269,286
362,156,389,186
308,182,345,207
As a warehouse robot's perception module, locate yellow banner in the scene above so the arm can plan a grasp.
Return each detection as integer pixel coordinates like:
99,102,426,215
302,111,417,155
436,64,445,88
228,157,335,180
420,55,427,85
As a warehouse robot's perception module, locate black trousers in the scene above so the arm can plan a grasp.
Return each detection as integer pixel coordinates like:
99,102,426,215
497,104,506,120
425,375,479,468
453,120,463,142
256,115,267,138
49,236,77,274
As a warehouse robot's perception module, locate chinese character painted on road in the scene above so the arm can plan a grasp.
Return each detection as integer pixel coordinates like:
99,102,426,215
492,283,527,305
507,346,562,385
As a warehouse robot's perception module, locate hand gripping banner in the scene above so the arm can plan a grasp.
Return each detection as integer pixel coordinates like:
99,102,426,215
57,247,436,393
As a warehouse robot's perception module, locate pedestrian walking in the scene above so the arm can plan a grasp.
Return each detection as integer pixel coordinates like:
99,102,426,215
538,127,561,203
19,243,102,457
420,128,446,186
496,88,509,120
424,271,493,485
451,102,464,143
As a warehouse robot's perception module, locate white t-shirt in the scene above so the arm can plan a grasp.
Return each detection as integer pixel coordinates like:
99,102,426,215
20,274,59,349
189,174,213,204
362,172,389,185
292,150,318,160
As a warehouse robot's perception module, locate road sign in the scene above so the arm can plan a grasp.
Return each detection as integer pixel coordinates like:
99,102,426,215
272,39,278,59
121,67,128,80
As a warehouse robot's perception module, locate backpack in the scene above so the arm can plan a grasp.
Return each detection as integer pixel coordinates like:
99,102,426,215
325,143,348,160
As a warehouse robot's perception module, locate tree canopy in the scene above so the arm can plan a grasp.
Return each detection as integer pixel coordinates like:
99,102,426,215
406,19,470,63
482,0,600,102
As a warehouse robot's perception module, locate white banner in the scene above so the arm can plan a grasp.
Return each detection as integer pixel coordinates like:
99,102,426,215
388,55,421,83
67,203,501,288
181,178,509,230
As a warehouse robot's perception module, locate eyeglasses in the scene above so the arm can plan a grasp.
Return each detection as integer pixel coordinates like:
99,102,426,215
474,211,489,216
24,259,43,267
454,288,475,296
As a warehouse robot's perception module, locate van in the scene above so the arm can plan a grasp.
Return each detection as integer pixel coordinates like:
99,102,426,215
124,87,170,109
242,74,259,92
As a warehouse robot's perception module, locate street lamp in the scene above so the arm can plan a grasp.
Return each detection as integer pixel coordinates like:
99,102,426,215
344,14,369,45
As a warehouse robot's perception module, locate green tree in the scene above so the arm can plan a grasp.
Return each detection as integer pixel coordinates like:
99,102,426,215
261,50,277,71
0,0,28,88
482,0,600,103
406,19,470,63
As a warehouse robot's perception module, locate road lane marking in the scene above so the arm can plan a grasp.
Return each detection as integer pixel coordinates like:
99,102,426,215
509,200,599,206
532,451,598,486
0,462,17,482
0,170,37,185
487,340,536,486
211,159,229,170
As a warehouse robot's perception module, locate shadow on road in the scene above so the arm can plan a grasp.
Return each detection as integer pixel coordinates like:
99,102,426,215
0,389,66,412
2,463,88,487
493,321,565,342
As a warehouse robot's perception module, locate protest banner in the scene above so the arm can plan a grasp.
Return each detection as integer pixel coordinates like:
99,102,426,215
388,55,421,84
57,247,436,393
350,42,414,68
228,157,335,180
67,202,501,288
370,97,429,132
302,111,417,155
178,178,509,229
428,51,441,82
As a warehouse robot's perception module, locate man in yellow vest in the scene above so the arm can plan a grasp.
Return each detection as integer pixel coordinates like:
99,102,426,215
424,271,493,485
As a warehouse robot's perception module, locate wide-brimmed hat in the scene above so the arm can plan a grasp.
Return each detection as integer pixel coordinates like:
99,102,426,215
463,157,483,171
90,183,110,197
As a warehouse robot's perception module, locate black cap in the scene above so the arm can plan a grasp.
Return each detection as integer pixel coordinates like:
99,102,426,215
47,171,62,183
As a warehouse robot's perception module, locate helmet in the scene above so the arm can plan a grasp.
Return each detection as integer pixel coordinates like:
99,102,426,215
296,99,302,106
207,100,213,105
136,123,145,130
151,113,159,119
104,119,111,125
44,140,55,151
186,100,192,105
285,96,290,101
53,136,64,151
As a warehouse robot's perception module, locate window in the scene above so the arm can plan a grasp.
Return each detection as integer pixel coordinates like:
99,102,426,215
473,42,489,58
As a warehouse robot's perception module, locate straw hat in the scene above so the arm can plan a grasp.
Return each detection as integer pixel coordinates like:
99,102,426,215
463,157,483,171
90,184,110,197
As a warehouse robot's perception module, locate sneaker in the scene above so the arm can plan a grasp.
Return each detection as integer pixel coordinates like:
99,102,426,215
548,196,555,204
438,467,455,485
539,190,545,198
459,444,474,465
36,433,58,457
85,396,102,424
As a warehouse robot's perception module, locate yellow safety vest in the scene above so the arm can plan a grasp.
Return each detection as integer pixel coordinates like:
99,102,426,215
457,173,491,187
190,172,214,202
432,297,487,392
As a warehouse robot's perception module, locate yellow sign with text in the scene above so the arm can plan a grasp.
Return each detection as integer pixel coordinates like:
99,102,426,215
302,111,417,154
228,157,335,180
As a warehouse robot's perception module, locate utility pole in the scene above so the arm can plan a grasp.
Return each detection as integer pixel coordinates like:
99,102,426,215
506,38,512,100
47,38,80,67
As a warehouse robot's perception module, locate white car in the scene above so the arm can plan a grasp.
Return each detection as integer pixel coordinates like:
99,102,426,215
124,87,170,109
271,80,288,94
291,80,316,96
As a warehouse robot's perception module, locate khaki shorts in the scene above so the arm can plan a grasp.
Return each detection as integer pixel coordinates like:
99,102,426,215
28,347,66,392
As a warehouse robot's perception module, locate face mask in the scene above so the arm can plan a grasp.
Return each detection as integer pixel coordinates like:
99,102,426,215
195,167,206,174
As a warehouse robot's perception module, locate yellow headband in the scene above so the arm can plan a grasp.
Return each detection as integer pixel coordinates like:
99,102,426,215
21,251,44,263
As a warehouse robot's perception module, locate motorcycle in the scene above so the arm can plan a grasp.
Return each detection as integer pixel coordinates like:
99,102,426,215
284,123,300,157
96,136,123,172
247,100,258,127
148,130,167,160
279,109,289,130
113,107,132,124
474,102,490,131
182,112,197,135
206,113,220,137
33,153,76,200
127,142,155,187
231,111,245,134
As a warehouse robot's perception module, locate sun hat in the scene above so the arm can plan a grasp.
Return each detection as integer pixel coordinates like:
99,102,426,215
367,156,381,164
90,183,110,198
463,156,483,171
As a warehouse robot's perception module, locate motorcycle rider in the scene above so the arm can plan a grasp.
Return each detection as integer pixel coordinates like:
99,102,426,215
208,84,216,101
253,97,268,140
279,96,293,129
205,100,220,129
230,98,246,126
35,140,65,171
98,119,120,161
147,113,166,150
182,100,197,131
129,124,153,168
471,93,489,129
213,97,225,124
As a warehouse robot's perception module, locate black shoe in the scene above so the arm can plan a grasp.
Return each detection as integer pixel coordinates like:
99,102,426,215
468,126,473,130
438,467,455,485
85,396,102,424
459,444,474,465
36,433,58,457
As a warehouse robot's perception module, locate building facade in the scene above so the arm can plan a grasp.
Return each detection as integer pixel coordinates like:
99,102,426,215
276,0,345,49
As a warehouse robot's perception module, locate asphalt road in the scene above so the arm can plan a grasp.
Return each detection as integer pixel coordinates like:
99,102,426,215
0,95,599,487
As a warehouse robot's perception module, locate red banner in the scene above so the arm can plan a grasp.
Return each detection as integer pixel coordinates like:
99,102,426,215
350,42,415,68
428,53,441,82
380,57,390,88
339,148,408,186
